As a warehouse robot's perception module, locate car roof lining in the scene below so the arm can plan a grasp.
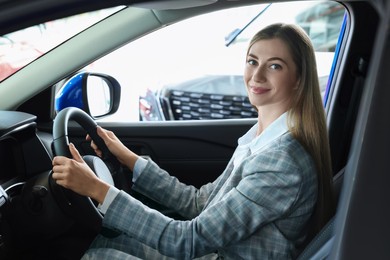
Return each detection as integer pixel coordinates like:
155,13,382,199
133,0,218,10
0,0,217,35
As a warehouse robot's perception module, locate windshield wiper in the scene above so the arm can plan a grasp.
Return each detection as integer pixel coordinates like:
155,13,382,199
225,3,272,47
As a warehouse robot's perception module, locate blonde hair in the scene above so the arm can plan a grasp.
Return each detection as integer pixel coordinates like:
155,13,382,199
248,23,334,235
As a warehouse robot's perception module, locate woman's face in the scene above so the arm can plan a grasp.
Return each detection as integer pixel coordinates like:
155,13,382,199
244,38,299,113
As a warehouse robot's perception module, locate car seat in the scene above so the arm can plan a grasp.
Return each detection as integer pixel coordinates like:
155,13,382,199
296,166,345,260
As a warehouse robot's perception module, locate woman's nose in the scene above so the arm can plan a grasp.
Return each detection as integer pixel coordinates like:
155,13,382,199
252,65,266,83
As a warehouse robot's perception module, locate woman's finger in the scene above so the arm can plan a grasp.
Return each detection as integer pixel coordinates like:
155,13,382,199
52,155,68,166
69,143,83,163
52,165,63,173
97,126,112,143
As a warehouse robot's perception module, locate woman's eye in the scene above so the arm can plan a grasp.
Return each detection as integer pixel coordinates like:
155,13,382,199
270,64,282,70
247,59,257,66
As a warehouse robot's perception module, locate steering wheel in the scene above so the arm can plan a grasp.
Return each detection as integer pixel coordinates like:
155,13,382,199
51,107,119,233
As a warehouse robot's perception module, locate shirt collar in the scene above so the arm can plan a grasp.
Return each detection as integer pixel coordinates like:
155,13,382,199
238,112,289,153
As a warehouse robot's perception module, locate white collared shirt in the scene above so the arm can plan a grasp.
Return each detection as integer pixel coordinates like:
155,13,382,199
233,112,289,168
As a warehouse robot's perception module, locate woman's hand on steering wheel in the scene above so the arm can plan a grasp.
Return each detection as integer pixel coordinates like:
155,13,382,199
52,143,110,204
87,126,139,171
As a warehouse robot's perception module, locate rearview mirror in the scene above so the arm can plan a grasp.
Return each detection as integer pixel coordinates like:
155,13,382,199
55,72,121,118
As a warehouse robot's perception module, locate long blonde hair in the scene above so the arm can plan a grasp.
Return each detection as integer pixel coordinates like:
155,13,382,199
248,23,334,235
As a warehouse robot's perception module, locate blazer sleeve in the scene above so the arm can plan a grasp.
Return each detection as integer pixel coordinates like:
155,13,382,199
102,146,316,259
132,159,229,219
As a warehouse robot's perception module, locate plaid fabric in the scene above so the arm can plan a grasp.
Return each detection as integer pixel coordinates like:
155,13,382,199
95,130,317,259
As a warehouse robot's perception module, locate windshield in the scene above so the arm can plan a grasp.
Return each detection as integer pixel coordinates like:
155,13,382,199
0,7,123,82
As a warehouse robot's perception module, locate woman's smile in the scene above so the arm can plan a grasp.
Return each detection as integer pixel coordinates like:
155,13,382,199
249,86,271,95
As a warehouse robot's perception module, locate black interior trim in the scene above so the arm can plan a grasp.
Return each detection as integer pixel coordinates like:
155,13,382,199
328,1,379,174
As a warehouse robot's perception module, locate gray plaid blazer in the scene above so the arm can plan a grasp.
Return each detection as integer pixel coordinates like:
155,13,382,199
96,130,317,260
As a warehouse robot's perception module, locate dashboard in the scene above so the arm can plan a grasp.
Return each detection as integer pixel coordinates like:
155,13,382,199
0,111,78,259
0,110,100,259
0,111,52,188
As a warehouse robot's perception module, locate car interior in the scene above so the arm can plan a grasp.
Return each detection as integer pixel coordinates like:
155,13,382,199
0,0,389,259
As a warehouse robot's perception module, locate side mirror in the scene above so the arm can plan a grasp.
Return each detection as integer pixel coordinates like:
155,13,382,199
55,72,121,118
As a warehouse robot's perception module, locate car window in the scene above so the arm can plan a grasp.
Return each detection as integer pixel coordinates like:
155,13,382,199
0,7,123,82
73,1,347,122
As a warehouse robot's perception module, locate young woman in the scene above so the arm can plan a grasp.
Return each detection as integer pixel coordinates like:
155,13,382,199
52,23,334,259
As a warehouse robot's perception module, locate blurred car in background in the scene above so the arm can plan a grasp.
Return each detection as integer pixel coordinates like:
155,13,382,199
0,36,42,81
139,75,256,121
0,10,119,82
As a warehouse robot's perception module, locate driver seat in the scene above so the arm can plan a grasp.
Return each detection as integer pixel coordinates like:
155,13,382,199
296,166,345,260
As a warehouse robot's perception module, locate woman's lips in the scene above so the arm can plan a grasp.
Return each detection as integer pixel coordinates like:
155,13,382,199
250,86,270,94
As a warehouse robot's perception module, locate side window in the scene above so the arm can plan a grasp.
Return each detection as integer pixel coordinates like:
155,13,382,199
84,1,346,122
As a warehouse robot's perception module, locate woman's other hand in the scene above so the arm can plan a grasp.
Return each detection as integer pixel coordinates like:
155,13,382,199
87,126,139,170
